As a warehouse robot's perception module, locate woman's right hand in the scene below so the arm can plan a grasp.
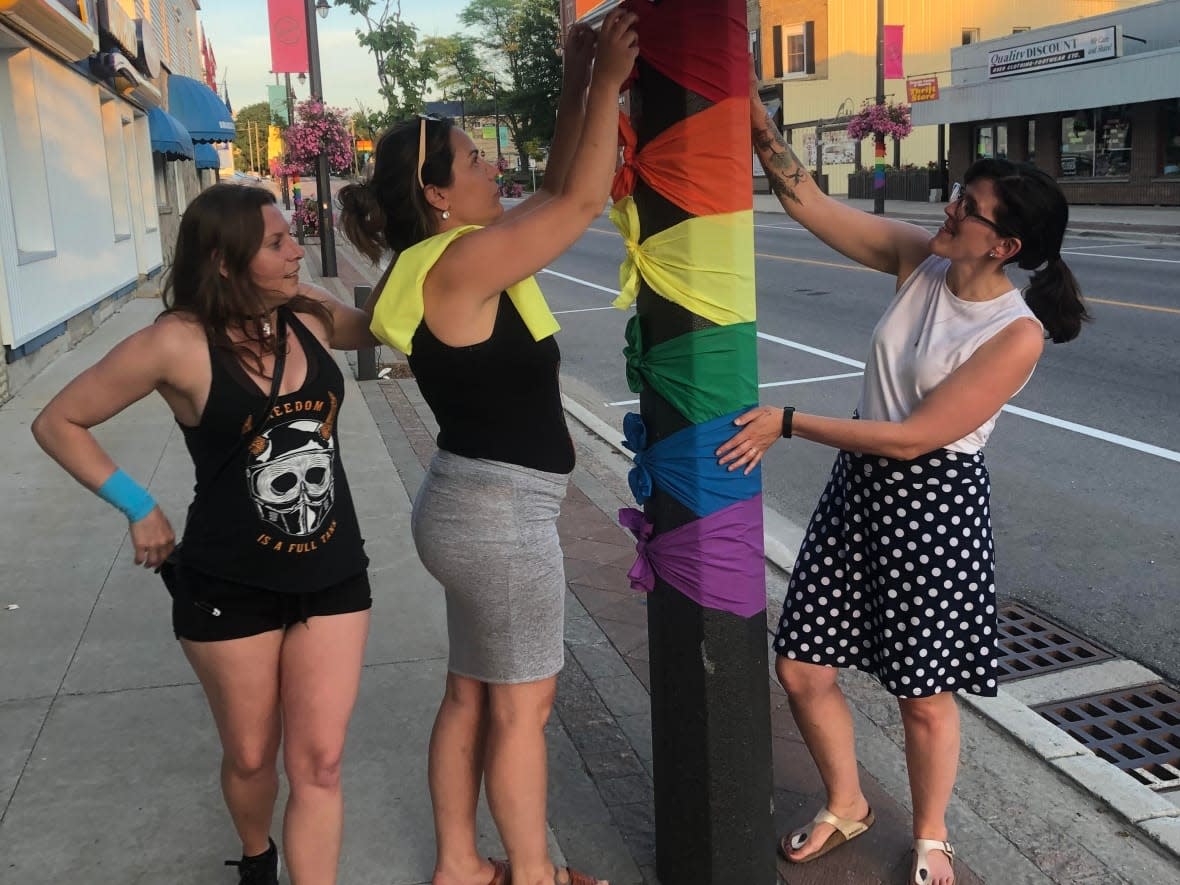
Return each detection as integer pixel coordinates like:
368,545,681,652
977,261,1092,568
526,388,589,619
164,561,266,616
592,8,639,88
129,507,176,570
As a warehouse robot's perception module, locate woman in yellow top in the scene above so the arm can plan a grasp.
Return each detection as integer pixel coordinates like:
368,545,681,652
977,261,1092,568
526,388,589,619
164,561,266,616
337,13,638,885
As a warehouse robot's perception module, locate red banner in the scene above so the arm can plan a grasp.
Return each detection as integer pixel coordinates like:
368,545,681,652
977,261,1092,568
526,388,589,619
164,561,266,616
268,0,308,74
884,24,904,79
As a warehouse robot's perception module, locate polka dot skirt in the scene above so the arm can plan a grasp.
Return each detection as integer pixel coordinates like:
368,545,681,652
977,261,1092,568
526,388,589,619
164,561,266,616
774,448,1000,698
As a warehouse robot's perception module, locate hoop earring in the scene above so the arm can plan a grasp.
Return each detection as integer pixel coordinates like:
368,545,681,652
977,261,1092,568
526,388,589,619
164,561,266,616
441,210,451,220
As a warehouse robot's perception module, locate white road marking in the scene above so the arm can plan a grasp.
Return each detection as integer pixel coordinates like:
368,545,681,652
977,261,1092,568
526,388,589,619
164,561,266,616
605,371,864,407
1059,251,1180,265
1057,241,1155,251
552,306,616,315
543,266,1180,463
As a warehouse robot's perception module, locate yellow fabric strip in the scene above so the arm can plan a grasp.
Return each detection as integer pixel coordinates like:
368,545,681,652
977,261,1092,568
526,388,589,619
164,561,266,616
369,225,561,355
610,197,755,327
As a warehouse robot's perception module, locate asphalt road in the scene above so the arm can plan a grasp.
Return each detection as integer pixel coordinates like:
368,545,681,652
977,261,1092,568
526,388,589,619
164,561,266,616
540,211,1180,682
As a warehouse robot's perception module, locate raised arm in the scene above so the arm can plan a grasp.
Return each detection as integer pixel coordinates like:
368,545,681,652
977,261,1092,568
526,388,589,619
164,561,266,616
717,318,1044,471
751,68,930,281
30,320,190,567
430,9,637,301
500,22,596,223
299,281,381,350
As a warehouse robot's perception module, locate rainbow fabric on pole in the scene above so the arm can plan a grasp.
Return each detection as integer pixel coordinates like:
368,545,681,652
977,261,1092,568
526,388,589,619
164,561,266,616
612,0,765,619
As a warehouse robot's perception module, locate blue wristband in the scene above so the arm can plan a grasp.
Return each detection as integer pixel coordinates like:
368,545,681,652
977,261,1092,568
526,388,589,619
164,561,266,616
96,469,157,523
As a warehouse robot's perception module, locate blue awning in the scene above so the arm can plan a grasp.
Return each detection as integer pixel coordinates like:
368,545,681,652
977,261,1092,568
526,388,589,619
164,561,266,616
194,143,220,170
147,107,195,160
167,75,235,143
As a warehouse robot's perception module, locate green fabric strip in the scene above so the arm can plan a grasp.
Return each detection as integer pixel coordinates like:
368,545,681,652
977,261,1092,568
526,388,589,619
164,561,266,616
624,317,758,425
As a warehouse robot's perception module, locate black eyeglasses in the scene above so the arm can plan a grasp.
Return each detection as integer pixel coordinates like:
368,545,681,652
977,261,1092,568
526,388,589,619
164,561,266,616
415,114,441,190
949,181,1011,237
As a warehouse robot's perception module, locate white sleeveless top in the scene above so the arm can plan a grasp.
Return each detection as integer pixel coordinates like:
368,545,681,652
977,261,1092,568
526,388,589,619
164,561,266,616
858,254,1041,453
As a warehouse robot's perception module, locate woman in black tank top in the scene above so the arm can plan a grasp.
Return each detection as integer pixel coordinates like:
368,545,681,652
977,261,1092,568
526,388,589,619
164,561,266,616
32,184,381,885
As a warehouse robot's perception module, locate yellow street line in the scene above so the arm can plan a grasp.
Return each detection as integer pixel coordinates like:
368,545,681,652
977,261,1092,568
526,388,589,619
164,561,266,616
754,251,870,273
1085,297,1180,316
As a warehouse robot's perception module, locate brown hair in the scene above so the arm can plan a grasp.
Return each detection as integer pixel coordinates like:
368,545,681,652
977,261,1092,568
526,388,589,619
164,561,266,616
338,116,456,263
160,184,331,372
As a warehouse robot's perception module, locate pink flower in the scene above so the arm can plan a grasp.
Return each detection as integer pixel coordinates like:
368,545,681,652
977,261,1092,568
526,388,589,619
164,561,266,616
846,102,913,141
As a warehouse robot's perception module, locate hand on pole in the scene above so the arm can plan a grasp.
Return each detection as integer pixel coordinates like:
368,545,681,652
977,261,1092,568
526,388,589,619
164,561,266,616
716,406,785,474
593,8,639,89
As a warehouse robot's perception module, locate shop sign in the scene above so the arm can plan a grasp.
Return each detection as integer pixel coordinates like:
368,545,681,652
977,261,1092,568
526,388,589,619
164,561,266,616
988,26,1117,79
906,76,939,102
355,139,373,152
97,0,138,57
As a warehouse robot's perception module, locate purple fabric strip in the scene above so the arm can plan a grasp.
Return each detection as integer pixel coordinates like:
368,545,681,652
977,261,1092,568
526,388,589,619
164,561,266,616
618,495,767,618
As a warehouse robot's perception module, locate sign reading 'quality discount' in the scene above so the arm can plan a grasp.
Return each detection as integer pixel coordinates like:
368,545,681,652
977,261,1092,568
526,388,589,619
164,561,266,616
988,26,1118,79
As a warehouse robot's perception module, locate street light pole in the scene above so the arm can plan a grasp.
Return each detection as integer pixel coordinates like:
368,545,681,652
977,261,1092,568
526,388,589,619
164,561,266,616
304,0,337,276
873,0,887,215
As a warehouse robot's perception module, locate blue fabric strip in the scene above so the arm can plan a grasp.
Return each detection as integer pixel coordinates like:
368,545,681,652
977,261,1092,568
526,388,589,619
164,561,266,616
96,469,156,523
623,410,760,518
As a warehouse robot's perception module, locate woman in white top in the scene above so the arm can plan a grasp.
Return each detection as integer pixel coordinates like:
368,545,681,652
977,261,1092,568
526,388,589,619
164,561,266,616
716,74,1087,885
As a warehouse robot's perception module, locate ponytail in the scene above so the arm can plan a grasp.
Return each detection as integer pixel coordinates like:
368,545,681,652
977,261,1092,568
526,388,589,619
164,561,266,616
337,181,388,265
1023,255,1089,344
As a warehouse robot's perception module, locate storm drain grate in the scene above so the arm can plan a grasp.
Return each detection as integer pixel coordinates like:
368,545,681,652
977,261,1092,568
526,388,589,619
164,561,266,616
1034,683,1180,790
995,602,1115,682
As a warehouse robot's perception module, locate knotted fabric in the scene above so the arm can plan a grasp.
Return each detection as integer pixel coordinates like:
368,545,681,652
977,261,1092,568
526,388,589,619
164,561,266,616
611,99,752,215
624,316,758,425
624,410,760,517
619,496,766,618
622,0,747,103
610,197,755,327
371,225,560,355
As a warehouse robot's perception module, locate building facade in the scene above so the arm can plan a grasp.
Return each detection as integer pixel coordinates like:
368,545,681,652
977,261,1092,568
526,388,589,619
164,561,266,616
0,0,227,402
753,0,1155,195
913,0,1180,206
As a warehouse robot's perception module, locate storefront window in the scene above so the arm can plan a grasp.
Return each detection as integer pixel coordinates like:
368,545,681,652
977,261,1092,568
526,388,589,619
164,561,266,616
1061,107,1131,178
975,125,993,160
1028,120,1036,165
996,124,1008,160
1163,100,1180,177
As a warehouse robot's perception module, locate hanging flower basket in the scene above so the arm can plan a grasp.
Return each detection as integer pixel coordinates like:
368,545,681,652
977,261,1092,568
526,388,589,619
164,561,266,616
846,102,913,141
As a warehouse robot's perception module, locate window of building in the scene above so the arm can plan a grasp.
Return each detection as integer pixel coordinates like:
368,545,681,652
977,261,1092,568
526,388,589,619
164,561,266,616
1061,107,1132,178
1160,100,1179,176
772,22,815,79
100,98,133,240
0,50,56,263
749,29,762,79
1028,120,1036,165
974,124,1008,161
153,154,172,212
1012,27,1030,34
962,28,980,45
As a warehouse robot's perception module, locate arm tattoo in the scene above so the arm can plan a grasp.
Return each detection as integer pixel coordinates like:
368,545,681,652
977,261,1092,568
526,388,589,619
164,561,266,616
753,113,810,206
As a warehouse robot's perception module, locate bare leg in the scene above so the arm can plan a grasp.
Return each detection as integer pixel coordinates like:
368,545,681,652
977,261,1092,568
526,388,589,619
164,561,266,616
182,631,285,858
900,693,960,885
280,610,370,884
776,657,870,860
430,672,497,885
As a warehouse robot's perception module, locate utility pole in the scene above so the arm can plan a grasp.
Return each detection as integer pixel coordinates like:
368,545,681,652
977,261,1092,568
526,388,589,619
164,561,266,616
280,72,294,208
304,0,337,276
874,0,886,214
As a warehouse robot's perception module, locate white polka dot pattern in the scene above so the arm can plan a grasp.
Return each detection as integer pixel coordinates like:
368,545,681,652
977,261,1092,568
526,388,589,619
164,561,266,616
774,449,1000,698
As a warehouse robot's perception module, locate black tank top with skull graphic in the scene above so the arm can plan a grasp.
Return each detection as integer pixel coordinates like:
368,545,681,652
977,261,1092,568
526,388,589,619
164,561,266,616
176,308,368,592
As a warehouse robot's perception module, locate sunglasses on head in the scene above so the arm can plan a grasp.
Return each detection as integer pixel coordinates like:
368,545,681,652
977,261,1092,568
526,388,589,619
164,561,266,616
949,181,1011,237
416,114,441,190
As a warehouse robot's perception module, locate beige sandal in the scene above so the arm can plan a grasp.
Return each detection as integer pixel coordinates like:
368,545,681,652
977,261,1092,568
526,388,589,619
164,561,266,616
911,838,955,884
778,806,876,864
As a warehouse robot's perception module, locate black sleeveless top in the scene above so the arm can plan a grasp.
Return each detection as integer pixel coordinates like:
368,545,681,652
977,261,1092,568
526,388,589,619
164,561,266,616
177,309,368,591
408,293,575,474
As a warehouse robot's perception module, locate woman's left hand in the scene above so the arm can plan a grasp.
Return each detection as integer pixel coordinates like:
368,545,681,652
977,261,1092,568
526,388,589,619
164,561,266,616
563,23,597,90
716,406,785,474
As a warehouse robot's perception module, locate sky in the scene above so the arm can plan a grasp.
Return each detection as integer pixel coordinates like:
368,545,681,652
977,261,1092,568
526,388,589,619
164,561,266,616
198,1,470,116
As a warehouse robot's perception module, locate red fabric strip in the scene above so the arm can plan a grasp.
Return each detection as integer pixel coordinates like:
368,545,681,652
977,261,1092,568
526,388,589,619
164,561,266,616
623,0,746,102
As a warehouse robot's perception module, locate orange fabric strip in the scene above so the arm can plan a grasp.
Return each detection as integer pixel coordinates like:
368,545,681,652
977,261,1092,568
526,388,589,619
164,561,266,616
612,98,752,216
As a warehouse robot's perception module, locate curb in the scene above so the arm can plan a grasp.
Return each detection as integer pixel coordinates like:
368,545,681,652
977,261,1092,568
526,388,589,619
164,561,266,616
561,394,1180,863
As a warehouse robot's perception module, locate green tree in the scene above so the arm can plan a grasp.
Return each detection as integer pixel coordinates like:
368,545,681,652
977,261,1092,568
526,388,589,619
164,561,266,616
233,102,277,173
451,0,562,173
332,0,440,125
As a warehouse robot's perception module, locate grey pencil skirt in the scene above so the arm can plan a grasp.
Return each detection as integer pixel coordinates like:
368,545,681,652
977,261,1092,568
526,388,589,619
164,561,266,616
411,450,570,684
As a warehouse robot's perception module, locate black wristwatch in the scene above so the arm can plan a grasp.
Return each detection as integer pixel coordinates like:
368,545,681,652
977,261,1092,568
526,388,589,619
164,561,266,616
781,406,795,438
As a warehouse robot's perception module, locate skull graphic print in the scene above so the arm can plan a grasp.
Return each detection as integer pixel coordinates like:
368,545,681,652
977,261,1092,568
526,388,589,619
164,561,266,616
248,419,336,537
